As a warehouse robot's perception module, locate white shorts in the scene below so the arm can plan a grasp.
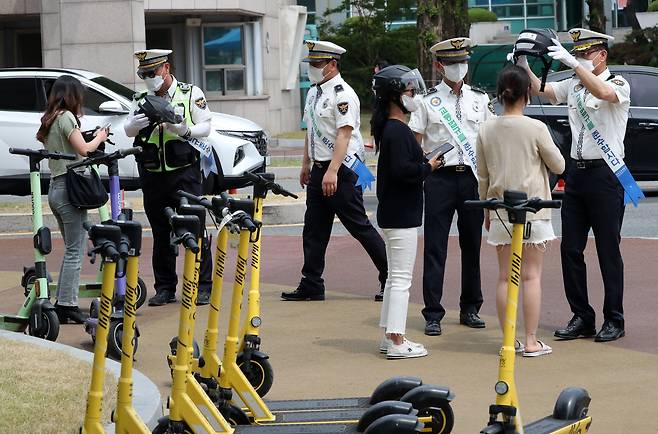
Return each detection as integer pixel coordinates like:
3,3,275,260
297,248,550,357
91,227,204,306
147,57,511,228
487,217,556,247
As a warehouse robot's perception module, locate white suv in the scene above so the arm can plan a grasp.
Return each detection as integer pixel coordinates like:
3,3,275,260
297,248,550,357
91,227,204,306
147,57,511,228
0,68,266,195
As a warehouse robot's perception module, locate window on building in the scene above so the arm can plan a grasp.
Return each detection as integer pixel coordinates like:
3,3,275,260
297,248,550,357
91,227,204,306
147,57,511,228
298,0,316,24
202,25,246,95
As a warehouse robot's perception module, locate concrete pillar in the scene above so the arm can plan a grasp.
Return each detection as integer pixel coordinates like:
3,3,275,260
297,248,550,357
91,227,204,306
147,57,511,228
40,0,146,89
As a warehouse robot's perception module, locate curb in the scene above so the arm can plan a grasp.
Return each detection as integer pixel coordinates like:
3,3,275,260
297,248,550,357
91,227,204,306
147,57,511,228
0,330,161,432
0,200,308,233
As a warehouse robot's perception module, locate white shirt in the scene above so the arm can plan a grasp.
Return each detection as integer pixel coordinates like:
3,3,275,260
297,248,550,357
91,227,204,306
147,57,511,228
303,73,364,162
130,76,212,125
550,68,630,160
409,80,494,167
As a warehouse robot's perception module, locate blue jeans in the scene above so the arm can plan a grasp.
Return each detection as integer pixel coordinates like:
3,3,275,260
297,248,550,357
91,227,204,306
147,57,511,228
48,176,87,307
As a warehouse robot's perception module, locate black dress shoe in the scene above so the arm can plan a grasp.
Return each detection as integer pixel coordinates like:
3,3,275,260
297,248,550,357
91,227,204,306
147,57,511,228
196,290,211,306
281,288,325,301
459,312,486,328
374,288,384,302
148,290,176,306
595,321,625,342
554,316,596,340
55,304,88,324
424,320,442,336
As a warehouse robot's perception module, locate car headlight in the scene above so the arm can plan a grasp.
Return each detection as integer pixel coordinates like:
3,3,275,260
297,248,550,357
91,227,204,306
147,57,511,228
217,130,268,156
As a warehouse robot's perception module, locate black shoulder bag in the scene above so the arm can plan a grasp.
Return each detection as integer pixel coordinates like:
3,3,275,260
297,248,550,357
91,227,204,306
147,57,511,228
66,167,108,210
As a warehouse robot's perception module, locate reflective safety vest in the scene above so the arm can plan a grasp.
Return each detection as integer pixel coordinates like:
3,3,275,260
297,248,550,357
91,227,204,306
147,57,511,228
134,81,198,172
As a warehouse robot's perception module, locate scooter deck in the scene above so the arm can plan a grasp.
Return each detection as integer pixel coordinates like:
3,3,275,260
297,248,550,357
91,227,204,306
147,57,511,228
235,422,360,433
524,415,592,433
265,408,365,423
265,397,370,412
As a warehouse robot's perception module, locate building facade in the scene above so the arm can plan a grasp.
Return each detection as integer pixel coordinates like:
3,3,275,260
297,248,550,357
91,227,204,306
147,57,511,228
0,0,308,135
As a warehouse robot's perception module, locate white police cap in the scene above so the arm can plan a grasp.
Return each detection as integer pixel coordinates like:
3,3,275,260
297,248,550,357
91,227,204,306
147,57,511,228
430,37,472,62
568,28,614,52
134,49,172,70
302,40,346,63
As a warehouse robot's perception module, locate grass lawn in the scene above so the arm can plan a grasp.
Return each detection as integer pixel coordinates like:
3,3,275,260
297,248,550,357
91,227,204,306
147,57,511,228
0,337,117,434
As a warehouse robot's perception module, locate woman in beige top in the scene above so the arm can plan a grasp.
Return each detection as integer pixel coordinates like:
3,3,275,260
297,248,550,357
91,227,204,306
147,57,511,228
476,65,565,357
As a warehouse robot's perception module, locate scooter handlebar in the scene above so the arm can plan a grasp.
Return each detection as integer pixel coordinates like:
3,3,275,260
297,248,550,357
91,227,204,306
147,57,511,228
464,198,562,213
9,147,77,161
66,147,142,170
176,190,212,209
242,171,298,199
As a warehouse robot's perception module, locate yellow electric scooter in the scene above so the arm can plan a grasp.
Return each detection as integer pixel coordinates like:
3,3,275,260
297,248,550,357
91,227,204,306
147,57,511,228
465,191,592,434
170,190,450,433
153,206,234,434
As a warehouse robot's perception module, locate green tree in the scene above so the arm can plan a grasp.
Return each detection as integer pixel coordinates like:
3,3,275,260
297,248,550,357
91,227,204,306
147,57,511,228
586,0,606,33
416,0,470,85
318,0,417,105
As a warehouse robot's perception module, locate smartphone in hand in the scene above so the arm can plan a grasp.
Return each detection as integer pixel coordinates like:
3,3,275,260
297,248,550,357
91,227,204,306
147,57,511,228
425,142,454,160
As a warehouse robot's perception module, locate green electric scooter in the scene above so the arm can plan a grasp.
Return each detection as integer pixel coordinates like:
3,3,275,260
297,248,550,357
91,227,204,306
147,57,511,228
2,148,76,340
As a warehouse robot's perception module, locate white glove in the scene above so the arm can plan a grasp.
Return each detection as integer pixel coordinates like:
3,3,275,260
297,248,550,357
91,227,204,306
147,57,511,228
547,38,579,70
124,113,149,137
507,51,530,69
165,121,190,138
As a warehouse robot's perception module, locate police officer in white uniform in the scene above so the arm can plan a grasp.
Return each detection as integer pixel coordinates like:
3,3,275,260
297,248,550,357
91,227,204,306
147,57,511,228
409,37,494,336
281,40,388,301
123,49,215,307
519,29,630,342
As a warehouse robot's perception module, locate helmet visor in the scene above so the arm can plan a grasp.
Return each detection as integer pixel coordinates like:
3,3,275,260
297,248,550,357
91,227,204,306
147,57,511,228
400,68,427,96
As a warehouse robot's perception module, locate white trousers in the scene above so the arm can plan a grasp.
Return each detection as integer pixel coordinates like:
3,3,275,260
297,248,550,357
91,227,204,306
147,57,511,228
379,228,418,335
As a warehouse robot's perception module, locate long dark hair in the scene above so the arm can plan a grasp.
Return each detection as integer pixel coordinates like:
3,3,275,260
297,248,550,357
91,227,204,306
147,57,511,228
370,95,392,153
36,75,83,143
496,64,531,107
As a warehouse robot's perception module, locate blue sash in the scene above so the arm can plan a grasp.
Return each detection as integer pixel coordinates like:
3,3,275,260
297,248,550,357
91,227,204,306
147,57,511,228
573,89,644,207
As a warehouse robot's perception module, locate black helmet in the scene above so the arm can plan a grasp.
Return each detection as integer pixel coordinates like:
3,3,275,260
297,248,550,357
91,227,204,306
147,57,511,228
513,28,558,91
136,95,183,124
372,65,426,99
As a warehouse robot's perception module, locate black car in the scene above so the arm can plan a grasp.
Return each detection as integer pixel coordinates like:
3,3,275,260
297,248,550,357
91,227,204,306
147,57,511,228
518,65,658,181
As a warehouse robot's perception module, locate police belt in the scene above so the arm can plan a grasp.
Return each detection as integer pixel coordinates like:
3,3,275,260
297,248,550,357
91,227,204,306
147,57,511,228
439,164,470,173
571,158,607,169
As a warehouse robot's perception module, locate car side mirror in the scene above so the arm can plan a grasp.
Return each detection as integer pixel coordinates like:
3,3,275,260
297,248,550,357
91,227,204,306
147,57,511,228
98,101,128,114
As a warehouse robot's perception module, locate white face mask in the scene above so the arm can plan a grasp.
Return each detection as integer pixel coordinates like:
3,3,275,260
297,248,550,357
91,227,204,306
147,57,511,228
401,94,419,112
577,52,602,73
442,63,468,83
308,63,329,84
144,74,164,92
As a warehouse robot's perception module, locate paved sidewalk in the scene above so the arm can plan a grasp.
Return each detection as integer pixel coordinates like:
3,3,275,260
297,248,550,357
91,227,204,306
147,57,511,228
1,234,657,433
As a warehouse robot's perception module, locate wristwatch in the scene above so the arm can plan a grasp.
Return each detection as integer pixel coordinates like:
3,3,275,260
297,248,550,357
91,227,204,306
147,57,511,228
182,126,192,140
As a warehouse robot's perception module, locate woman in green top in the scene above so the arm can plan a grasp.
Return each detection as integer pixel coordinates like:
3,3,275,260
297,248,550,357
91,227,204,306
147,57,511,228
36,75,108,324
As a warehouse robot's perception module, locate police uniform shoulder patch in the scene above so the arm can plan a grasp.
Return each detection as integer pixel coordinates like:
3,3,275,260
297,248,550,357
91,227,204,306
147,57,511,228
425,87,438,96
337,101,349,115
611,79,625,86
178,82,191,93
429,96,441,107
334,84,344,93
194,97,207,109
574,83,584,92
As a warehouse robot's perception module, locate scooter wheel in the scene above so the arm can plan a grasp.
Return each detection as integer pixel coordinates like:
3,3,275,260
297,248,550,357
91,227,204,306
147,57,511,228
224,404,250,426
135,277,148,310
418,405,454,434
28,309,59,341
152,418,193,434
237,352,273,397
89,299,100,343
107,320,139,360
553,387,591,420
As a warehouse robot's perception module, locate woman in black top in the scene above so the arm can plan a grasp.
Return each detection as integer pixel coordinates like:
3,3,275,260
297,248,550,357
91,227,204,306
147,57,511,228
372,65,443,359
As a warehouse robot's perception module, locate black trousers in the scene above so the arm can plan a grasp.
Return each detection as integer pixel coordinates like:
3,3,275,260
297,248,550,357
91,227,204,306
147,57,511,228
561,165,625,326
141,162,213,294
299,163,387,294
422,169,483,322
